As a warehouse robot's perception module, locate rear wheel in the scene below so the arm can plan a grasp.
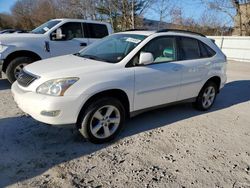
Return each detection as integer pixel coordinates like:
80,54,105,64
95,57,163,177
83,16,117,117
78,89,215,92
77,97,125,144
194,81,218,111
6,57,34,83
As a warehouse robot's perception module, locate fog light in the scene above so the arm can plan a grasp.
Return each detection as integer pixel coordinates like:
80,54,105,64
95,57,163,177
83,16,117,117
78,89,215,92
41,110,60,117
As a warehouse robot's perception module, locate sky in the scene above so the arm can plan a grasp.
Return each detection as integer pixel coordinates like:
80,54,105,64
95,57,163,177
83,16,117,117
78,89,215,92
148,0,206,20
0,0,234,26
146,0,235,26
0,0,16,13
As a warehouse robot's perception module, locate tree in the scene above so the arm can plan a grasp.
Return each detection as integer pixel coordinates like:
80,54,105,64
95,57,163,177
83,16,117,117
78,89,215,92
0,13,14,29
150,0,173,29
97,0,152,31
11,0,38,29
1,0,152,31
200,0,250,35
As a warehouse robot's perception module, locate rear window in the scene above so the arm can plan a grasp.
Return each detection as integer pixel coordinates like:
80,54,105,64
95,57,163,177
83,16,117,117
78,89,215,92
84,23,109,38
199,41,216,58
179,37,200,60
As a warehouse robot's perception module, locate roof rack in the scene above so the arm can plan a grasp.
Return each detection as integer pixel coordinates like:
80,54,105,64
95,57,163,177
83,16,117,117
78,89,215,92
125,29,148,32
156,29,206,37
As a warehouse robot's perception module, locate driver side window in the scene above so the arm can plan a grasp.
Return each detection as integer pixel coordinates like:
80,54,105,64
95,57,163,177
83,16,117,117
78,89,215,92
143,37,177,63
57,22,83,40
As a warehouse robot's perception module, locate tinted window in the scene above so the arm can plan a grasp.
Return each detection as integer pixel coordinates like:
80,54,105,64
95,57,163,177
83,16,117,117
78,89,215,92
59,22,83,40
199,41,216,58
199,42,209,57
179,37,200,60
85,23,108,38
143,37,177,63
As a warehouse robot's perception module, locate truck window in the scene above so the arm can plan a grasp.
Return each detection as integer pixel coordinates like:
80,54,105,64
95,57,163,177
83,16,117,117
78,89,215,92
32,20,61,34
59,22,84,40
84,23,109,38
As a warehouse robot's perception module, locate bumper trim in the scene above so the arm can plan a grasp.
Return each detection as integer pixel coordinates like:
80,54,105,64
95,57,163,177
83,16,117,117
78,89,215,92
11,82,85,125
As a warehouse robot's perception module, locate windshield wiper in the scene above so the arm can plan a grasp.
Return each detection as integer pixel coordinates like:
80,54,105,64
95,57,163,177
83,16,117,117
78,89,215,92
79,54,112,63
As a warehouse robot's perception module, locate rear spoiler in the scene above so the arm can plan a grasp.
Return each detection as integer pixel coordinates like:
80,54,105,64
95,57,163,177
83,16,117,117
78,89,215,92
210,39,216,43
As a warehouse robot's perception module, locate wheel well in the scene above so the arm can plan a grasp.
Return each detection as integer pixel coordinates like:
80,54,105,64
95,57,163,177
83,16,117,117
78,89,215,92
2,51,41,73
77,89,130,125
206,76,221,92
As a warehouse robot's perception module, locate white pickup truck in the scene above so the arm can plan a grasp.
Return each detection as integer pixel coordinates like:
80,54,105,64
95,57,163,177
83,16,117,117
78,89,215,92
0,19,113,83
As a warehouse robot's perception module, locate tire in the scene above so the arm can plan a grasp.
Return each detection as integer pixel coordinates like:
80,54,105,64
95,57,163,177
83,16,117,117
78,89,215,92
6,57,34,83
77,97,125,144
194,81,218,111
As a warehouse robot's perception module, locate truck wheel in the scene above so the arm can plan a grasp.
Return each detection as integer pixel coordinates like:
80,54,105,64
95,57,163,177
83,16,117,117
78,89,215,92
194,81,218,111
6,57,34,83
77,97,125,144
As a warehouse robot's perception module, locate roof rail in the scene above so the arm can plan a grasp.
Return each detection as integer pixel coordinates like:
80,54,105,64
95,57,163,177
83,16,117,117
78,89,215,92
156,29,206,37
125,29,148,32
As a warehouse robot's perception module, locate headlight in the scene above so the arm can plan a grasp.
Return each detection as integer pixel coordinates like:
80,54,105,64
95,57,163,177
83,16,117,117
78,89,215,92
36,77,79,96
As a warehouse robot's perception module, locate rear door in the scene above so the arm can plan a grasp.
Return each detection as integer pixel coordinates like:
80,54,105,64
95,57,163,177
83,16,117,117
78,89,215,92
177,37,215,100
49,22,89,57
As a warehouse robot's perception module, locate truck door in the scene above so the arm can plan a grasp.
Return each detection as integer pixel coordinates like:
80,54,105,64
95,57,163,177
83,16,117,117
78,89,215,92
49,22,89,57
83,23,109,45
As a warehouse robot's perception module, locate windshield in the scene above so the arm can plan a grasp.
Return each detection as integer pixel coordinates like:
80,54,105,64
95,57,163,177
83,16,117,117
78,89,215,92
31,20,61,34
77,34,147,63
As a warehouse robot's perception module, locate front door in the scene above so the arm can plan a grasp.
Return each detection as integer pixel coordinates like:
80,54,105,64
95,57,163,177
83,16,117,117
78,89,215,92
49,22,89,57
133,36,183,111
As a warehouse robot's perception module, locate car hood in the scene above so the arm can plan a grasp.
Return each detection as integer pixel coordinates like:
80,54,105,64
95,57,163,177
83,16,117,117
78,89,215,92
0,33,44,43
24,54,117,78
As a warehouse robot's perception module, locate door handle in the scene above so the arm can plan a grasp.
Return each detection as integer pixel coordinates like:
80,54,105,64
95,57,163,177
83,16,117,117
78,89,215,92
80,42,87,47
44,41,50,52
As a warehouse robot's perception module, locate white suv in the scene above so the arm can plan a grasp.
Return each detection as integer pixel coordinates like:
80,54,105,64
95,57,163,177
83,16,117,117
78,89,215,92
0,19,112,83
12,30,227,143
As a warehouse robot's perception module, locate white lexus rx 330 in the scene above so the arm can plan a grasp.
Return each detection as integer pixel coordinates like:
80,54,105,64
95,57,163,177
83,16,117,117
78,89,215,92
12,30,227,143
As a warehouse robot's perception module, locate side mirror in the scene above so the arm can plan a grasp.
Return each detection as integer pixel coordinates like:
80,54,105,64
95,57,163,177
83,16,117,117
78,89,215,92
139,52,154,65
52,28,65,40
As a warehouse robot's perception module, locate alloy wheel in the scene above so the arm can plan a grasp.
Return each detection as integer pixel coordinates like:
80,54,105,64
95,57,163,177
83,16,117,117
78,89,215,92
202,86,216,109
89,105,121,139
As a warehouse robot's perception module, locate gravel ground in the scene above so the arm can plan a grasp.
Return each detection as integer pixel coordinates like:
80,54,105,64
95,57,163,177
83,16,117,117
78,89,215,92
0,61,250,188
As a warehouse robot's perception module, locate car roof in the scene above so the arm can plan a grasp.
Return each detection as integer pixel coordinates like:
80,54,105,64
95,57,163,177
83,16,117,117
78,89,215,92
51,18,110,25
119,29,206,38
119,30,156,36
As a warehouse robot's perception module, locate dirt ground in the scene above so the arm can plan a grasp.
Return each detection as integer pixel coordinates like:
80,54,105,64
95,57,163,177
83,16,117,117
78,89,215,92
0,61,250,188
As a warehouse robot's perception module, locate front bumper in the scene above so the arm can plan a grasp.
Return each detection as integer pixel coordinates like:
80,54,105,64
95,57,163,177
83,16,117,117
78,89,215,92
11,82,86,125
0,59,3,78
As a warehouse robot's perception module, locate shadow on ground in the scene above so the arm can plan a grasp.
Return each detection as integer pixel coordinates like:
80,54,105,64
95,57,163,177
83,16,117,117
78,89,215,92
0,79,11,90
0,80,250,187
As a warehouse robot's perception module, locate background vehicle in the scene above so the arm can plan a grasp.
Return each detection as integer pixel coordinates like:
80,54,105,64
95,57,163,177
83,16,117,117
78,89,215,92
0,19,113,82
12,29,227,143
0,29,28,34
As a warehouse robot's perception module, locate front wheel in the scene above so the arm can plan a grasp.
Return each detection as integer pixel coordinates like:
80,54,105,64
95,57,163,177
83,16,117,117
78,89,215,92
6,57,34,83
77,97,125,144
194,82,218,111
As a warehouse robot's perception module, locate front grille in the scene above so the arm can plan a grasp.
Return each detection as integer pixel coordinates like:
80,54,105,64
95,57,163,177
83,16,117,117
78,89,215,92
17,70,37,87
